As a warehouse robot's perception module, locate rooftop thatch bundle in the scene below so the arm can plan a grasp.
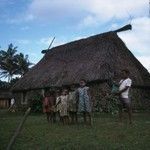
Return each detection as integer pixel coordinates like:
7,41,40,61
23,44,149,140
11,30,150,92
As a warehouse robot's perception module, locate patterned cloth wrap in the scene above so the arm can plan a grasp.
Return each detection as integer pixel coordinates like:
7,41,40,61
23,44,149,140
59,95,69,117
77,86,91,113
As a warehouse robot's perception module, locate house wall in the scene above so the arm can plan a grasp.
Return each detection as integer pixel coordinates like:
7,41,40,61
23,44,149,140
131,88,150,110
13,89,43,110
89,82,150,110
13,82,150,111
0,90,12,109
0,99,10,108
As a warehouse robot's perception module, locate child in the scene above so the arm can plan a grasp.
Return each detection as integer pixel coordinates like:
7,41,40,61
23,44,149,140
43,91,56,123
43,91,51,123
55,89,61,122
111,76,119,94
49,91,56,123
8,97,16,112
68,84,78,124
77,79,92,125
59,89,69,125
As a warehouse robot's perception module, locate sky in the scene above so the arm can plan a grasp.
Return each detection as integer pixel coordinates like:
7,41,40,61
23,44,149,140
0,0,150,72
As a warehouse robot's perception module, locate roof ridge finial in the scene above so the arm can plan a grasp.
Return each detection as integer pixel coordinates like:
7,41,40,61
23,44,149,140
114,24,132,33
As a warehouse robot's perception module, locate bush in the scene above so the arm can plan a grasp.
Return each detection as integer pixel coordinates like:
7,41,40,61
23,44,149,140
95,94,119,115
105,95,119,115
30,94,43,113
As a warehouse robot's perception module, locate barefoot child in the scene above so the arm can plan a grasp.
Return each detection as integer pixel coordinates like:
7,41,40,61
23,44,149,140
59,89,69,125
111,76,119,94
43,91,56,123
43,91,51,123
49,91,56,123
77,79,92,125
68,84,78,124
55,89,61,122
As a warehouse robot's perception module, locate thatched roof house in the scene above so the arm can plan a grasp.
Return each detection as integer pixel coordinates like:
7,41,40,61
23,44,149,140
0,88,12,108
11,25,150,109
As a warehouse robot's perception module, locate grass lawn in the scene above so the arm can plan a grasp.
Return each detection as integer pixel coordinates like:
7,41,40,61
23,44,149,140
0,110,150,150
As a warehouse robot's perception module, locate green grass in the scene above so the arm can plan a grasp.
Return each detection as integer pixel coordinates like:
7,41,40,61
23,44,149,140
0,110,150,150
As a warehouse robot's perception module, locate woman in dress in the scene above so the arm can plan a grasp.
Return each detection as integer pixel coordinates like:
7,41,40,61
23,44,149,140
77,79,92,125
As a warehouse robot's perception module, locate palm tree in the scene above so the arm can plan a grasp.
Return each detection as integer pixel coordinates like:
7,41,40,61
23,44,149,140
0,44,33,82
0,44,18,82
15,53,33,77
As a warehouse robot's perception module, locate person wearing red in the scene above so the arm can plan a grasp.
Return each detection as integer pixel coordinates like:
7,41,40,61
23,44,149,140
43,91,56,123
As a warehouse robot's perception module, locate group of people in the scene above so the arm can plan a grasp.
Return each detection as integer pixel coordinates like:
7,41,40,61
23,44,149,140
43,69,133,125
43,79,92,125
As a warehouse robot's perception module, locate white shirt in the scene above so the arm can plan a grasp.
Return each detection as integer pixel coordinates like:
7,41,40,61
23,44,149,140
11,98,15,105
119,78,132,98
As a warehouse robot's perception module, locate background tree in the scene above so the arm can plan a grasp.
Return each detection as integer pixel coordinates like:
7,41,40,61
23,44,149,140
0,44,18,82
0,44,33,83
15,53,33,77
0,80,10,88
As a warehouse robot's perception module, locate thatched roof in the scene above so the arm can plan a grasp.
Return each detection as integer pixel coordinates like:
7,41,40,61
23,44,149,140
11,31,150,92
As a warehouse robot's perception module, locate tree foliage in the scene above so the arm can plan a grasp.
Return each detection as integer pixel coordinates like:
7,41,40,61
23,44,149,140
0,43,33,82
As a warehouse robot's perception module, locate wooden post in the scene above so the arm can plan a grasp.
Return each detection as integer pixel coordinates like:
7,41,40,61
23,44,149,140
7,107,31,150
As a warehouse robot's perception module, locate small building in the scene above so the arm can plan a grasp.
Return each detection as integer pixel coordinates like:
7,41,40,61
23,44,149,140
0,88,12,108
11,25,150,110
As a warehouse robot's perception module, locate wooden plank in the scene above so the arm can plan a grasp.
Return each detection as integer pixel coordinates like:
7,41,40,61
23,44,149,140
7,107,31,150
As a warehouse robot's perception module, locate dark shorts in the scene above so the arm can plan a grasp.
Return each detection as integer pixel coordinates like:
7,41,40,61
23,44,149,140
119,97,131,109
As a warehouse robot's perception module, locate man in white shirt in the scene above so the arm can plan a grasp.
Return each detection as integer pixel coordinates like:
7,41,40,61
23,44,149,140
118,69,132,124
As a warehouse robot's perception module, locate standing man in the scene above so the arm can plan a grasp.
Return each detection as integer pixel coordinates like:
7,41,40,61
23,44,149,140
118,69,132,124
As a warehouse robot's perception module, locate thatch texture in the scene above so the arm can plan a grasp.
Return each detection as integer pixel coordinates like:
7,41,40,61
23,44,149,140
11,31,150,91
